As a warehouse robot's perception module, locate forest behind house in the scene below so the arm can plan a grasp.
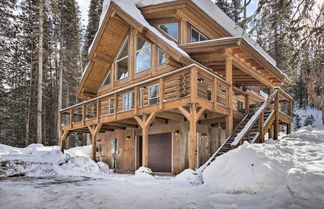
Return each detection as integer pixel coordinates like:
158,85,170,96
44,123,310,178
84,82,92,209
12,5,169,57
0,0,323,147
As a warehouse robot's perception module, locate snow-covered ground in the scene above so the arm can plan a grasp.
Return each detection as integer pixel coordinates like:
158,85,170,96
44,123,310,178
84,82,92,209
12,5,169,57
1,126,324,209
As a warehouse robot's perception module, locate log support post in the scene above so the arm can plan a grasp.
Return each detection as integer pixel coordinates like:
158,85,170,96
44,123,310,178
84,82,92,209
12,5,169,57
134,112,157,167
60,130,69,152
225,57,233,136
269,125,274,139
274,92,279,140
178,104,205,169
88,123,103,161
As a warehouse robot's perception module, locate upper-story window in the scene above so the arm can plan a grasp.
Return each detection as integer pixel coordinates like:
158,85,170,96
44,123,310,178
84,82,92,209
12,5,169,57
191,27,207,42
158,48,166,65
122,91,134,111
158,23,178,41
148,84,159,105
116,36,129,80
108,97,114,114
136,37,152,73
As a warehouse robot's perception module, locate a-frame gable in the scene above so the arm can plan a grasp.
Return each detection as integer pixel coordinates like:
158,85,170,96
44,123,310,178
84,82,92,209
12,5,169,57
77,1,193,99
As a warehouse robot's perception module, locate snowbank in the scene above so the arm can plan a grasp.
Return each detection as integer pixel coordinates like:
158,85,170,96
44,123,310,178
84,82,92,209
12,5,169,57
203,126,324,206
0,144,109,178
134,166,154,179
174,169,203,185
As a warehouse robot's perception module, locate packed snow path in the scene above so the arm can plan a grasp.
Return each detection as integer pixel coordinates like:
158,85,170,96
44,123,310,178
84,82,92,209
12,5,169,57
1,126,324,209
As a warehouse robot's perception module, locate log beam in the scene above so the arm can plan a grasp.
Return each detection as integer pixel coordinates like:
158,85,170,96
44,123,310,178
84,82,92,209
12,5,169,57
134,112,158,167
88,123,103,161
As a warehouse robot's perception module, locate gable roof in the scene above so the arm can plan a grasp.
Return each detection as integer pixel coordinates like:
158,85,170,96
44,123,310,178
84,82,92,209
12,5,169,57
78,0,288,99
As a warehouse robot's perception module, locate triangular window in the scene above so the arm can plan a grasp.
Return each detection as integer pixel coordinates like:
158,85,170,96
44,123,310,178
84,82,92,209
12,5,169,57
101,67,111,87
116,36,129,80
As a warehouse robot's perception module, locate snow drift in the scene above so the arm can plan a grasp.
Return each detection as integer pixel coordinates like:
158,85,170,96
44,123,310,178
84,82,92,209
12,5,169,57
202,126,324,206
0,144,109,178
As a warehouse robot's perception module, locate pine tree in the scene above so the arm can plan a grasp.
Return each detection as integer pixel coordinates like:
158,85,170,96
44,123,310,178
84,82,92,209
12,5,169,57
82,0,103,64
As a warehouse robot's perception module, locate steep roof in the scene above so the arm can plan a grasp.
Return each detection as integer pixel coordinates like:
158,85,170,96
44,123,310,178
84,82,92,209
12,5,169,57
78,0,288,99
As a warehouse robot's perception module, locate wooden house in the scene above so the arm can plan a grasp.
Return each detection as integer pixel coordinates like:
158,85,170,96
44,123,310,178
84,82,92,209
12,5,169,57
59,0,293,174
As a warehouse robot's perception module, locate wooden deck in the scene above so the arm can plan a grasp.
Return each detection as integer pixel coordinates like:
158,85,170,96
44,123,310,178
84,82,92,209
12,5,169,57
59,64,231,133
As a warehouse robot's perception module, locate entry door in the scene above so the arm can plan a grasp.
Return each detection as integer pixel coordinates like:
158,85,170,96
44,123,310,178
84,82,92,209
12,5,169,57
148,133,172,172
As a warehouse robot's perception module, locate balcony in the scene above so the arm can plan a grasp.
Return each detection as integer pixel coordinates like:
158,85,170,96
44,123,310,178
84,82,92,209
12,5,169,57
59,64,231,132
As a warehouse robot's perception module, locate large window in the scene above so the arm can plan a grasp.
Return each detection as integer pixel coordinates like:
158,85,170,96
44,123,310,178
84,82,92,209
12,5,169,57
116,36,129,80
148,84,159,105
122,91,134,111
136,37,151,73
158,48,166,65
191,27,207,43
158,23,178,41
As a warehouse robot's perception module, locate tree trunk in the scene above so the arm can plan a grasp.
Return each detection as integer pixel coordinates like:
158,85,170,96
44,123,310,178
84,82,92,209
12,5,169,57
57,33,63,143
37,0,44,144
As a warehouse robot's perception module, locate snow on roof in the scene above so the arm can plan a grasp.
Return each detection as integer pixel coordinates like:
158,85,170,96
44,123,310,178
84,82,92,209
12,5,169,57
88,0,188,57
84,0,282,80
190,0,277,67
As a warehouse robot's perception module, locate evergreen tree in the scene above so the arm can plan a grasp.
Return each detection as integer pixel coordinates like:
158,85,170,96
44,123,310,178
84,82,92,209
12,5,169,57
82,0,103,64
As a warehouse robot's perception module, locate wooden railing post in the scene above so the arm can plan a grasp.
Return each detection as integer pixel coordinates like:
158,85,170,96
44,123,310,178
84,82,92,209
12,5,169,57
69,108,73,129
96,99,101,123
212,77,218,110
159,78,164,110
191,67,198,103
82,103,85,126
114,93,117,119
134,86,138,115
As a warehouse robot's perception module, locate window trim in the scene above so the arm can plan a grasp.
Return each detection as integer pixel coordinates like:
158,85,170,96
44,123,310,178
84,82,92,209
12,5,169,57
115,35,129,81
135,36,152,73
158,22,179,41
190,26,208,43
148,84,160,105
122,91,135,111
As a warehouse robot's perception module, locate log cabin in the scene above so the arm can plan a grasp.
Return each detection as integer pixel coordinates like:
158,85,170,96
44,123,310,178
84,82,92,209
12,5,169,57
59,0,293,174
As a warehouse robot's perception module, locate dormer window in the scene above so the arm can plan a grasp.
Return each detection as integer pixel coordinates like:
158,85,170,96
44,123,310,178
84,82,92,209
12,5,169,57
136,37,152,73
158,23,178,41
191,27,207,42
115,36,129,80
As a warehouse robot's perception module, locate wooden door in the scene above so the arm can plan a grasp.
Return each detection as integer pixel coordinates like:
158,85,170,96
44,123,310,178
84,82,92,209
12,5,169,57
148,133,172,172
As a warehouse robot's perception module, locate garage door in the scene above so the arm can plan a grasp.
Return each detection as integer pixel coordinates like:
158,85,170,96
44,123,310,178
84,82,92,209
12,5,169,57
148,133,172,172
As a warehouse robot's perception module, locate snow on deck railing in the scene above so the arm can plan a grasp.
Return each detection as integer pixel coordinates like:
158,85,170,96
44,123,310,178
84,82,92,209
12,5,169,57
231,89,278,146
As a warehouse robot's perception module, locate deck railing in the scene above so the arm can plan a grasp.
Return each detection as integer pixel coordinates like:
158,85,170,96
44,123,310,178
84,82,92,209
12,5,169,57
59,64,230,129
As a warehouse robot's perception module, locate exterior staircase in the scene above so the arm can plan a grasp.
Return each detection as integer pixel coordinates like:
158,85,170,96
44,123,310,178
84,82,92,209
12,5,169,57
198,89,286,172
